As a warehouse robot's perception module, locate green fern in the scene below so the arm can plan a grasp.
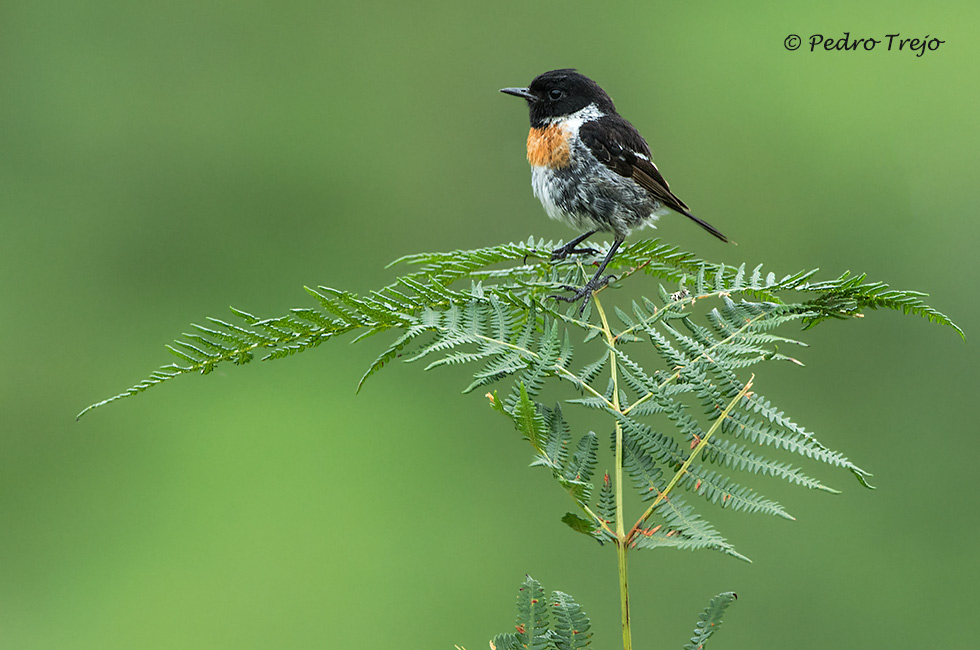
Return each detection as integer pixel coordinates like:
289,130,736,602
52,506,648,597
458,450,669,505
492,576,592,650
683,592,737,650
79,237,958,558
82,237,959,649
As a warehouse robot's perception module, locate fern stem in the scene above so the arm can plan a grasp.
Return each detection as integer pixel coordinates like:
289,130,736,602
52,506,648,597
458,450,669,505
470,332,540,357
626,374,756,544
594,295,626,538
594,294,632,650
554,366,616,410
617,540,632,650
580,502,617,537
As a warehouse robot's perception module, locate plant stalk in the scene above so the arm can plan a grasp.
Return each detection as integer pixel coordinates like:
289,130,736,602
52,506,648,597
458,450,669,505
617,538,632,650
594,294,632,650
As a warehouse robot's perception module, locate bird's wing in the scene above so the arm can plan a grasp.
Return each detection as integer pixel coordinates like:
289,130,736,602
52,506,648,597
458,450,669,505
579,116,728,242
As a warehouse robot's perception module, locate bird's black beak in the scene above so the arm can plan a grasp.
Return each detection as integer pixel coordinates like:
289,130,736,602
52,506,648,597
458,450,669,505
500,87,536,102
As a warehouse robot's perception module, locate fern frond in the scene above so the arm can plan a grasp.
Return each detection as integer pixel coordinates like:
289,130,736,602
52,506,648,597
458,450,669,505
698,436,838,493
621,419,791,519
388,237,549,276
684,592,737,650
595,473,617,539
565,431,599,488
550,591,592,649
513,321,570,399
675,467,793,520
507,393,597,506
511,384,549,453
490,632,521,650
492,577,592,650
357,324,427,392
77,365,186,417
725,407,866,477
539,402,573,474
81,235,955,554
508,575,549,650
630,495,748,561
621,430,667,499
622,299,870,489
605,250,961,336
564,395,614,411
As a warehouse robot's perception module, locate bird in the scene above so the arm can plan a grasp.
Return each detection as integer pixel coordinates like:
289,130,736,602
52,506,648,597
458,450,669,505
500,69,728,312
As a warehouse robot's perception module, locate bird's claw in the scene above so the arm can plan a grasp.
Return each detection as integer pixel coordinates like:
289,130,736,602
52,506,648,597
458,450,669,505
549,275,617,315
550,243,599,262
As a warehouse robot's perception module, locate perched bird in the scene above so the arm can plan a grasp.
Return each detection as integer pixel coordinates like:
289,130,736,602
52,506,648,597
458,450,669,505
501,69,727,311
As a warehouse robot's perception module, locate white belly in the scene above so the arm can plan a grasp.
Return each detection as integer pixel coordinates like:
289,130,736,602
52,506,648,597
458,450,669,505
530,165,564,221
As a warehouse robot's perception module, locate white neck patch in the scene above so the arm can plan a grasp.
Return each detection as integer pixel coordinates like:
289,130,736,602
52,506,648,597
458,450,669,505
546,103,604,133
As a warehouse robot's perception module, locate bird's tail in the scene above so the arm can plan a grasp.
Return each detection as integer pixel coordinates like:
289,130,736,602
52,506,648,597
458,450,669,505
679,208,729,243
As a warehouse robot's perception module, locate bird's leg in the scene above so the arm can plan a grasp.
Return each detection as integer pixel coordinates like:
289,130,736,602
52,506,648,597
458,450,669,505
550,229,599,261
552,235,625,315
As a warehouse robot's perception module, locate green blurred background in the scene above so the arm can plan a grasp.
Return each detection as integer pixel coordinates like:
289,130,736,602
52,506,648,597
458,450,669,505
3,1,978,647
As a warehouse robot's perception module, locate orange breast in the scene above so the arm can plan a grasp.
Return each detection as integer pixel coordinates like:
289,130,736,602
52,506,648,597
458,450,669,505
526,123,571,168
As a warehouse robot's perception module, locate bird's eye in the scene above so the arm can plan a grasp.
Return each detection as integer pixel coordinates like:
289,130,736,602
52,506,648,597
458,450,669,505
548,89,564,100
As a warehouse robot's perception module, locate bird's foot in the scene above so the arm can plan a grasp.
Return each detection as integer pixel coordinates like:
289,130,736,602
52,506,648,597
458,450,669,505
550,241,599,262
550,275,617,315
